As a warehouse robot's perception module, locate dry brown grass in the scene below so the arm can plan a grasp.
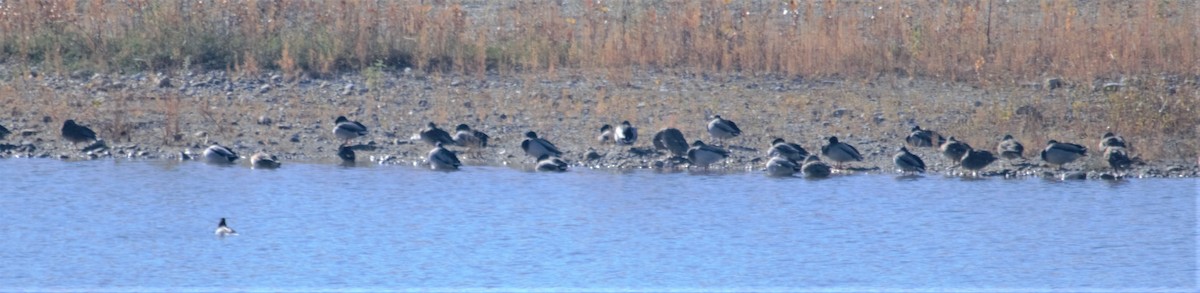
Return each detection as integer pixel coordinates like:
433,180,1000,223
0,1,1196,163
2,1,1194,82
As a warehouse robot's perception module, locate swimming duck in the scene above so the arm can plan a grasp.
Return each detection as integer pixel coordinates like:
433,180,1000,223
801,155,832,178
706,115,742,144
905,125,945,147
597,124,614,144
765,156,800,177
419,122,455,146
215,218,236,236
615,121,638,145
768,138,809,162
940,136,972,164
203,143,239,165
250,151,281,169
333,116,368,145
535,154,569,172
686,140,729,168
821,136,862,169
1041,140,1088,169
652,128,689,158
996,134,1025,160
521,131,563,159
61,119,98,145
960,149,997,176
427,142,462,170
893,146,926,175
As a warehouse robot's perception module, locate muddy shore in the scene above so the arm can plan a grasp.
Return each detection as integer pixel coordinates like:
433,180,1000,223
0,66,1196,179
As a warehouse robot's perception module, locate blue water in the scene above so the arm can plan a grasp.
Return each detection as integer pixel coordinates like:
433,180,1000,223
0,159,1196,291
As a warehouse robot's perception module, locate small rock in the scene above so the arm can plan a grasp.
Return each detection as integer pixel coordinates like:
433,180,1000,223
290,133,301,143
257,116,273,125
258,84,272,93
831,108,847,118
158,77,172,88
194,131,207,138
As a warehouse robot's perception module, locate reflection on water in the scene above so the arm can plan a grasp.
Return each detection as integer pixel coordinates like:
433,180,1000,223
0,159,1195,290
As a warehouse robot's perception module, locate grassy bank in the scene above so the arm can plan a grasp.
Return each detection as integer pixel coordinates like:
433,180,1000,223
1,1,1196,82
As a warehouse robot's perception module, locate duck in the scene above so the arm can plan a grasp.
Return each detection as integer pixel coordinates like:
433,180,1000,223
427,142,462,170
535,154,569,172
615,121,638,145
820,136,862,169
940,136,972,164
597,124,614,144
996,134,1025,160
521,131,563,159
1104,146,1132,174
960,149,997,176
893,146,926,175
1041,140,1088,169
61,119,98,145
765,156,800,177
337,145,356,163
215,218,236,236
768,138,809,162
452,124,489,158
333,116,368,146
419,122,455,146
686,140,729,168
905,125,945,147
203,143,239,165
1099,132,1127,149
652,128,689,158
801,155,832,178
706,115,742,145
250,151,281,169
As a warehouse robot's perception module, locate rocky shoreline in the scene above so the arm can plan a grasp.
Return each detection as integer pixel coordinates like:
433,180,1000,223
0,66,1196,179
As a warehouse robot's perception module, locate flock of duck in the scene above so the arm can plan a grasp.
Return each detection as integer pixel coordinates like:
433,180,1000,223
3,114,1133,178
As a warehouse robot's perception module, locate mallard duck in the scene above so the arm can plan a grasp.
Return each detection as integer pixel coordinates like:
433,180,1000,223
1041,140,1088,169
686,140,729,168
1104,146,1132,174
333,116,368,145
250,151,281,169
768,138,809,162
337,145,355,163
652,128,689,158
615,121,638,145
427,142,462,170
61,119,98,145
821,136,862,169
203,143,238,165
521,131,563,159
419,122,455,146
765,156,800,177
996,134,1025,160
905,125,945,147
706,115,742,144
940,136,972,164
801,155,832,178
893,146,926,175
535,154,569,172
960,149,997,176
1099,132,1127,149
597,124,614,144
